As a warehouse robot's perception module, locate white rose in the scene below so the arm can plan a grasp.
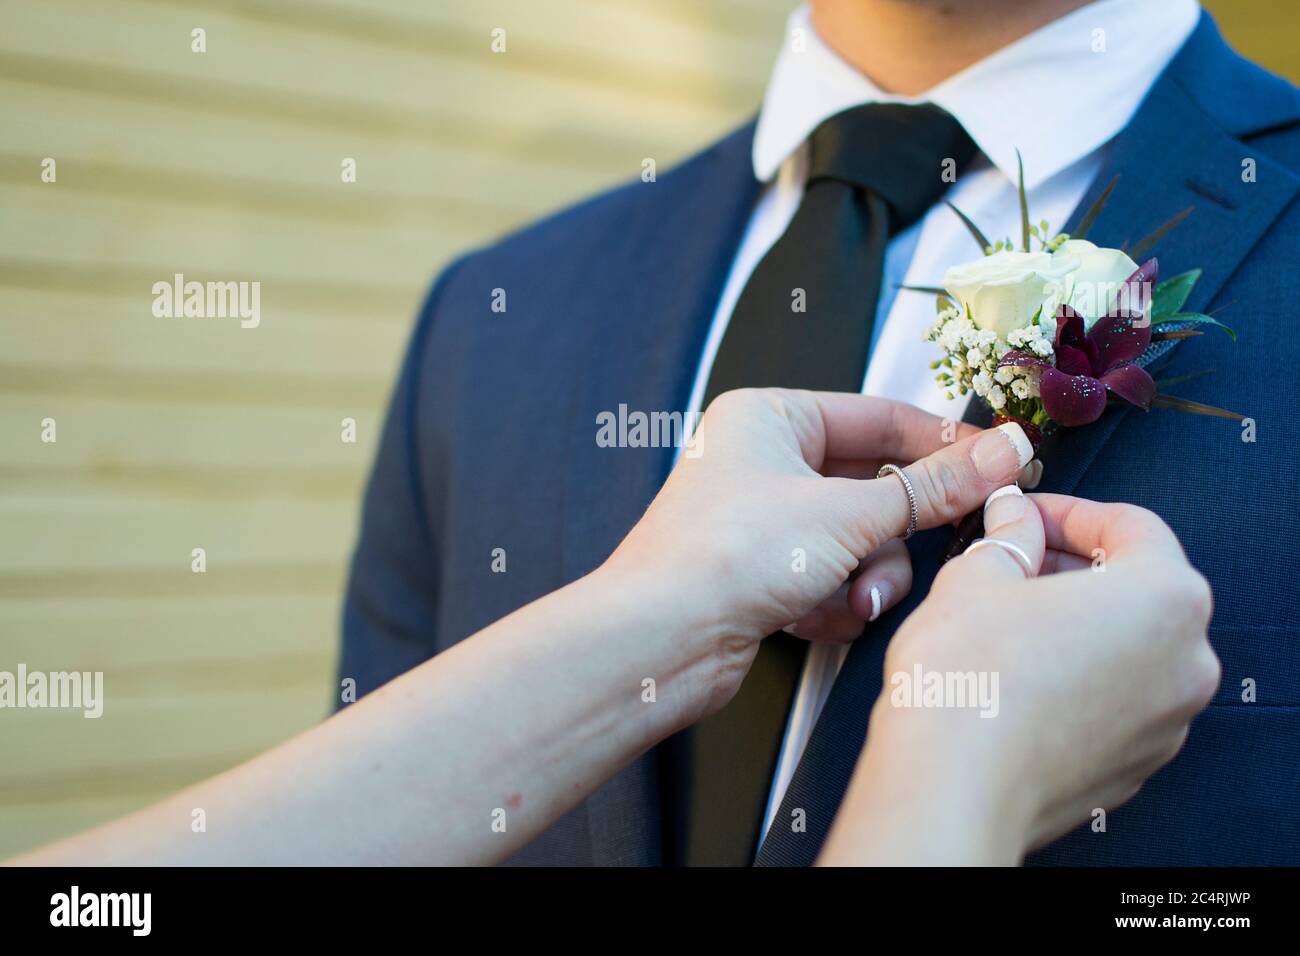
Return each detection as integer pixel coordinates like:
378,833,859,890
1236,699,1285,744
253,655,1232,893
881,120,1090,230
1052,239,1140,331
943,249,1080,341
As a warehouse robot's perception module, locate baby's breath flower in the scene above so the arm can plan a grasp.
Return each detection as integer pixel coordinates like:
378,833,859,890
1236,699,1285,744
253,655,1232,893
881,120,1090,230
925,294,1048,421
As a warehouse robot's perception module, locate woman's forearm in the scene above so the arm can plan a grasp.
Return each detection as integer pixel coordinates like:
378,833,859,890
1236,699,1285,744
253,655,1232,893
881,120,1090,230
11,563,725,866
816,701,1033,866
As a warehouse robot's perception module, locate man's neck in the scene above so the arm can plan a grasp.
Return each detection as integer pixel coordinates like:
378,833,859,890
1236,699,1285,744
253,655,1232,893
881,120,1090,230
809,0,1096,95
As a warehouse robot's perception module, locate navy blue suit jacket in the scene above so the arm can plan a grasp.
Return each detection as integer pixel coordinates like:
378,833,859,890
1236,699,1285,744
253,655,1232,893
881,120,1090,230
340,14,1300,865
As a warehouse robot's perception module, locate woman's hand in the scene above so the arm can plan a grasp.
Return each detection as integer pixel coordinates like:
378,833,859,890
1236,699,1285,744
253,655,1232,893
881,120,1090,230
821,488,1220,865
607,388,1034,718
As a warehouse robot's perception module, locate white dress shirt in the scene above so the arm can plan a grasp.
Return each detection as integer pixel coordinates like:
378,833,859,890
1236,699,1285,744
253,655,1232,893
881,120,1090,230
672,0,1201,851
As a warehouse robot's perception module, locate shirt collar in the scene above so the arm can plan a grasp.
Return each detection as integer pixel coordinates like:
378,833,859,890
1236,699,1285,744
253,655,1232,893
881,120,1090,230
753,0,1202,190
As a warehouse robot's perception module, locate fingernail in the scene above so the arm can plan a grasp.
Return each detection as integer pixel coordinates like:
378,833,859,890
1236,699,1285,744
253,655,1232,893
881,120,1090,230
868,584,887,622
782,622,799,636
1019,459,1044,490
982,483,1024,530
972,422,1033,481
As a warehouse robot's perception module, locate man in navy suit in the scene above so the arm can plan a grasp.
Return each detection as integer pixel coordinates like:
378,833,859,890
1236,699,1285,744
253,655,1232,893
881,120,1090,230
339,0,1300,865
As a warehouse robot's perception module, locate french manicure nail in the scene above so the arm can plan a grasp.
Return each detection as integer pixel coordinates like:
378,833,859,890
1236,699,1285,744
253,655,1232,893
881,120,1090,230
868,584,884,622
1019,459,1044,490
995,422,1034,470
983,483,1025,529
972,422,1033,481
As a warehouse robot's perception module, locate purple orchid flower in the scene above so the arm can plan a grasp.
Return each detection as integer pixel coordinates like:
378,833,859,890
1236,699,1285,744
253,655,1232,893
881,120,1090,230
999,259,1159,427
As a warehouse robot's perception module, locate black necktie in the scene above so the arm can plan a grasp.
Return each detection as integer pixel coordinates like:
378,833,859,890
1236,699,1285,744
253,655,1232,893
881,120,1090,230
665,103,977,866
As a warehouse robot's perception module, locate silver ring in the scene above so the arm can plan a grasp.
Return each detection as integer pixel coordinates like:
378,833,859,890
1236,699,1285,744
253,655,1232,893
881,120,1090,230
876,464,917,541
964,537,1035,578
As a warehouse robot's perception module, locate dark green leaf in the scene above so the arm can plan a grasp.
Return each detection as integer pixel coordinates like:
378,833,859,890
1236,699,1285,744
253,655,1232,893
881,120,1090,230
1016,148,1030,252
1072,174,1118,241
1129,206,1193,260
1154,310,1236,341
944,202,991,254
1151,329,1203,341
1150,269,1201,319
899,284,946,295
1150,393,1245,421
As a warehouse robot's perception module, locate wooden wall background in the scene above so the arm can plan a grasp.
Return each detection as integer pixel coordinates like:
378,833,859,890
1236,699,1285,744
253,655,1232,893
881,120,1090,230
0,0,1289,858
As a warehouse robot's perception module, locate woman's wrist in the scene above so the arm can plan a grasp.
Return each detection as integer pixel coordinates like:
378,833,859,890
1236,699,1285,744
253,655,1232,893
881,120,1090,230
580,555,747,733
819,697,1036,865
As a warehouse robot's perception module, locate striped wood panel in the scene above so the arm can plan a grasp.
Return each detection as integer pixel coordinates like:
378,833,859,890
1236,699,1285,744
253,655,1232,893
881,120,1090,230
0,0,791,857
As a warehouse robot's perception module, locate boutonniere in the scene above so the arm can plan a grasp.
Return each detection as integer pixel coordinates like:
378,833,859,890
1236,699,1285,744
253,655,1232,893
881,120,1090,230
916,157,1242,451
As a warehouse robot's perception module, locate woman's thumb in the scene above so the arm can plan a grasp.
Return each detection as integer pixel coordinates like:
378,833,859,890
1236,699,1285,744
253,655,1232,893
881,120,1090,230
954,484,1046,582
874,422,1035,537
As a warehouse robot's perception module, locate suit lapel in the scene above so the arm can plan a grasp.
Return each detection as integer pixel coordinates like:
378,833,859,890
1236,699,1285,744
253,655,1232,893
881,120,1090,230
757,13,1299,865
1033,64,1298,495
560,123,761,864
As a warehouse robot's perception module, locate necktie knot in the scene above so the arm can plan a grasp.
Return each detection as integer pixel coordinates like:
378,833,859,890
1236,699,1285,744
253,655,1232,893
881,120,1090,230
808,103,978,231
